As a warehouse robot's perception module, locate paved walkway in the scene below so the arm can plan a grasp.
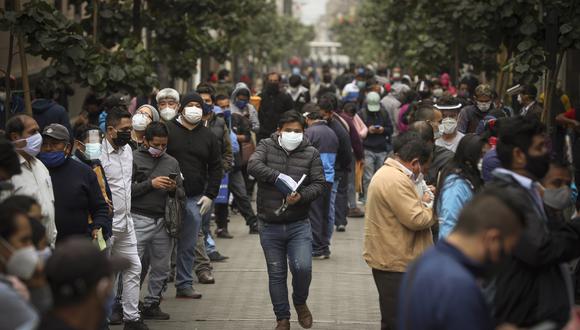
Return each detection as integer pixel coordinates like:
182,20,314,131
118,213,380,330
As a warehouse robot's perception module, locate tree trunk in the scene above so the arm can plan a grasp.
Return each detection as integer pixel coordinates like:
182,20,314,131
133,0,141,40
14,0,31,115
4,33,14,125
93,0,99,43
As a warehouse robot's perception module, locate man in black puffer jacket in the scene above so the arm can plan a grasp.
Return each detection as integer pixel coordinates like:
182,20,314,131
248,111,325,330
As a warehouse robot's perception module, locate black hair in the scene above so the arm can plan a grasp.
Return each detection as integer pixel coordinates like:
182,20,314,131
0,135,21,177
453,187,525,236
29,217,46,249
410,104,435,123
521,84,538,98
301,103,319,114
496,116,545,169
437,95,461,107
83,93,101,108
0,201,29,240
73,123,101,142
306,111,323,120
393,132,432,164
5,114,35,141
2,195,40,214
278,110,305,129
322,73,332,84
218,69,230,81
342,102,358,117
408,121,435,144
144,122,169,141
196,82,216,103
105,107,132,128
289,75,302,87
34,79,56,99
318,93,338,112
215,94,229,102
435,134,486,216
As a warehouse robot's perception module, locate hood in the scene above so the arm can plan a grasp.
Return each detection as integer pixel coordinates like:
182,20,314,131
230,82,252,115
32,99,56,114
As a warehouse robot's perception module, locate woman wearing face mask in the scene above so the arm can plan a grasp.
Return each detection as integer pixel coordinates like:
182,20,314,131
130,105,160,150
435,134,487,239
0,204,46,330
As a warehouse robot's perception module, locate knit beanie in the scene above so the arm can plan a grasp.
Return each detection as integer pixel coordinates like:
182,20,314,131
136,104,160,122
179,92,204,112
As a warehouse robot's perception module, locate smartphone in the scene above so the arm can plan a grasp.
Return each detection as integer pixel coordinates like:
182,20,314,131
168,172,178,180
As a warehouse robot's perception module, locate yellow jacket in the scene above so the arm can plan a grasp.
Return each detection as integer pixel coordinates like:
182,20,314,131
363,158,435,272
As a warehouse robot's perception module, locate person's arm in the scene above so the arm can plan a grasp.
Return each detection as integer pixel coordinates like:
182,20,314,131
248,140,280,183
389,179,435,231
437,179,473,239
130,161,154,198
348,119,364,161
249,106,260,133
222,126,233,173
296,149,326,204
456,108,469,134
87,169,110,236
204,135,224,199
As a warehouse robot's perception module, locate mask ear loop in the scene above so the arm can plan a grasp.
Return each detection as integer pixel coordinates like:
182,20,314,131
0,236,15,264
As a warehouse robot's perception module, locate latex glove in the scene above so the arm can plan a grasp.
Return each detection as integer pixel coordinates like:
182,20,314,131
197,196,213,215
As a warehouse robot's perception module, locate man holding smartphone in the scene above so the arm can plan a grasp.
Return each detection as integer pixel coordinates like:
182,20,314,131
131,121,183,320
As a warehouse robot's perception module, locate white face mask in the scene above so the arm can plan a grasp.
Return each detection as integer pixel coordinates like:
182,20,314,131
441,117,458,135
182,106,203,124
476,101,491,112
517,94,523,104
279,132,303,151
433,88,444,98
0,238,39,280
160,107,177,121
132,113,151,131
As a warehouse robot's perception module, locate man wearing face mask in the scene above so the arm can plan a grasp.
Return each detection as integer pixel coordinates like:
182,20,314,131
131,122,182,320
541,159,574,223
287,74,311,113
341,69,366,102
488,116,580,328
6,114,57,246
38,123,110,243
165,92,222,299
230,82,260,133
435,102,464,152
398,188,526,330
130,105,160,150
257,72,294,142
248,111,325,330
156,88,180,122
517,84,543,121
40,238,130,330
0,204,44,330
99,108,147,329
363,132,435,330
457,84,494,134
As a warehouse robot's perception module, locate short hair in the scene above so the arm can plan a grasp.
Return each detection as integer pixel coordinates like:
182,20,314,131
5,114,32,140
34,79,56,99
105,107,132,128
144,122,169,141
215,94,228,102
29,217,46,248
278,111,305,129
496,116,545,169
289,74,302,87
2,195,39,214
412,105,436,123
196,82,216,97
73,123,101,141
218,69,230,80
453,187,525,236
318,93,338,112
342,102,358,116
521,84,538,98
393,132,432,164
0,202,28,240
0,135,21,177
82,93,101,108
305,111,323,121
408,121,434,144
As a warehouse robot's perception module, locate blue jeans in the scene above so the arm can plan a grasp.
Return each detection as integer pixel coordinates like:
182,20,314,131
363,150,388,199
259,220,313,320
175,195,202,289
201,203,217,254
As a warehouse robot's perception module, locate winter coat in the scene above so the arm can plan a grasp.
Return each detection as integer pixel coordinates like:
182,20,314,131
32,99,71,135
437,174,475,239
248,132,325,224
305,121,338,183
230,82,259,133
257,90,294,141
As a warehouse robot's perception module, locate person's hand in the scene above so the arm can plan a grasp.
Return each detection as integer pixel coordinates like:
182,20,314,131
422,192,433,203
427,185,436,194
376,126,385,134
166,179,177,192
197,196,213,215
25,263,46,288
151,176,173,190
91,228,100,239
368,126,377,134
287,192,301,205
6,276,30,301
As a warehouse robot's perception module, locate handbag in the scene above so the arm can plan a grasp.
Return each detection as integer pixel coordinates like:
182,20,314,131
164,184,185,238
240,140,256,166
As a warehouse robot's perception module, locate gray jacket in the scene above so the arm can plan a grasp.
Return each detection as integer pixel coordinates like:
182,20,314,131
230,82,260,133
248,133,325,224
131,147,183,219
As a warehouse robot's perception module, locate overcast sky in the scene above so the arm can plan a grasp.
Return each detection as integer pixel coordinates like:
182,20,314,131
299,0,329,25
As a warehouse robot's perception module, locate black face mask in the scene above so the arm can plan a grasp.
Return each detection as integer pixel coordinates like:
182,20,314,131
525,152,550,180
113,130,132,147
266,82,279,94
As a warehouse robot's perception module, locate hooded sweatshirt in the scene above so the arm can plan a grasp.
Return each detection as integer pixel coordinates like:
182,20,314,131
32,99,71,134
230,82,260,133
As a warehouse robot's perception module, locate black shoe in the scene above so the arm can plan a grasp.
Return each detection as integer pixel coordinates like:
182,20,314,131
197,270,215,284
208,251,229,262
175,286,202,299
336,225,346,232
123,318,149,330
109,302,123,325
142,303,170,320
249,223,259,234
215,228,234,239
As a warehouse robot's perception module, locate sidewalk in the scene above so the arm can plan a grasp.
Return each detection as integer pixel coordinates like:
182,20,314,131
126,213,380,329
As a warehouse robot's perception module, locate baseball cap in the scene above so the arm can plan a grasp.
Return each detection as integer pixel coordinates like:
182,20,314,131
366,92,381,112
42,123,70,141
45,238,129,306
475,84,493,98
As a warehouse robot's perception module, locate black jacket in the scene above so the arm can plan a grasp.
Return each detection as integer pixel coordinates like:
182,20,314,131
257,91,294,141
166,118,223,199
327,116,353,172
428,145,455,185
487,172,580,328
231,113,252,168
32,99,71,135
248,133,326,224
204,114,233,173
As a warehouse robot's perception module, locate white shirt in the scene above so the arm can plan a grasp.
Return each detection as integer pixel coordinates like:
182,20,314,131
99,138,133,232
436,132,465,153
390,158,433,208
11,155,56,245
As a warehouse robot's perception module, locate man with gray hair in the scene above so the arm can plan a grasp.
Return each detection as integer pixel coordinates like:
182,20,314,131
156,88,180,122
380,84,411,136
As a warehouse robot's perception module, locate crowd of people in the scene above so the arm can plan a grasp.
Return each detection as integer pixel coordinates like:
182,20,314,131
0,64,579,330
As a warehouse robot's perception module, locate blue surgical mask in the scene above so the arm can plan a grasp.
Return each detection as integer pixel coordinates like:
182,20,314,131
84,143,102,160
37,151,67,168
235,100,248,109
